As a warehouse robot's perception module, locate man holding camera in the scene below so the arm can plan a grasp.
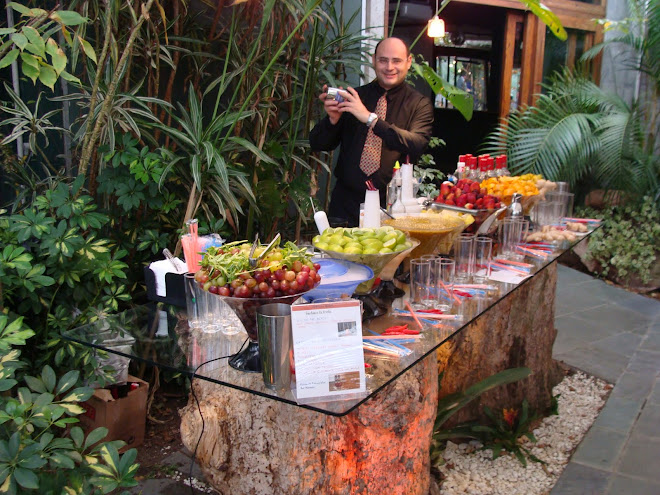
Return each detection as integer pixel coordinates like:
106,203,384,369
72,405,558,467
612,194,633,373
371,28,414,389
309,37,434,226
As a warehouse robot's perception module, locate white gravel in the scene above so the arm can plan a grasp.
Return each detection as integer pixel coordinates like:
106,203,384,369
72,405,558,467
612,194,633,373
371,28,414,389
436,371,610,495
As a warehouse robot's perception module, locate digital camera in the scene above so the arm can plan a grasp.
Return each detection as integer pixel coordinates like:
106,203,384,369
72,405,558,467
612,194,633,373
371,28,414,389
325,87,345,103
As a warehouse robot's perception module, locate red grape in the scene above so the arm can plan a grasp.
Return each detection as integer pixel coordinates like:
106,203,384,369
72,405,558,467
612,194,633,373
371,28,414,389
284,270,296,282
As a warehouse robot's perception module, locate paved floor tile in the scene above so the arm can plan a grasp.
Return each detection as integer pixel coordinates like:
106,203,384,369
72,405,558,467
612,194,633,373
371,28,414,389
649,379,660,404
626,350,660,375
572,305,653,336
571,427,627,470
606,474,660,495
576,279,638,302
610,371,657,401
551,462,611,495
617,436,660,483
557,265,598,285
614,295,660,319
560,316,622,344
591,332,643,359
633,402,660,440
554,292,608,316
640,331,660,353
592,397,643,433
555,346,628,383
553,332,589,356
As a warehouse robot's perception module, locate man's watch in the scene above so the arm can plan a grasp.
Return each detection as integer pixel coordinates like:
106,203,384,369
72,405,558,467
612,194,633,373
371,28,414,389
366,113,378,128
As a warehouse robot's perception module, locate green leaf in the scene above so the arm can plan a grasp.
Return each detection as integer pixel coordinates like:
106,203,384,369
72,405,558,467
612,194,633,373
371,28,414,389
20,51,38,68
50,47,67,76
84,427,109,449
70,426,84,448
21,60,39,83
60,70,81,85
13,466,39,489
0,49,19,69
41,366,56,392
0,27,16,35
49,452,75,469
21,26,45,58
411,61,473,121
50,10,88,26
59,403,85,415
8,2,31,15
24,376,46,394
61,387,93,403
78,36,97,64
518,0,567,41
38,64,57,90
55,370,80,395
10,32,27,50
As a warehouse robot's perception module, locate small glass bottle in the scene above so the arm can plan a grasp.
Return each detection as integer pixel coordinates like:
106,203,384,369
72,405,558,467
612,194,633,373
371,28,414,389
496,155,510,176
486,157,498,178
386,161,402,213
465,156,478,180
477,156,489,181
454,154,468,180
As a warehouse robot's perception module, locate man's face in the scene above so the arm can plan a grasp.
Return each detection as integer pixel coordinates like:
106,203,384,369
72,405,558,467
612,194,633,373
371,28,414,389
372,38,412,90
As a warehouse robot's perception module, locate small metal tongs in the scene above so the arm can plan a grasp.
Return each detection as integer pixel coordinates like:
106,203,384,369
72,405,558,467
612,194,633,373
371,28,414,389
248,233,281,267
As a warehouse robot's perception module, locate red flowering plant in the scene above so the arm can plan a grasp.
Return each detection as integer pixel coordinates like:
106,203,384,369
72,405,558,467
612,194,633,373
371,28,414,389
435,398,544,467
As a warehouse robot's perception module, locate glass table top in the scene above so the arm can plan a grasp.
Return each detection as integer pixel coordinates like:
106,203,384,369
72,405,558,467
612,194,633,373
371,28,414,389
63,231,595,417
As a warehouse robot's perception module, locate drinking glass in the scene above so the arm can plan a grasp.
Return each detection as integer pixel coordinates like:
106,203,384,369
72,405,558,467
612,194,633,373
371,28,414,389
184,273,202,329
473,237,492,282
410,259,431,309
546,192,574,219
435,258,455,312
196,287,222,334
221,300,241,336
420,255,439,308
453,234,475,283
499,218,523,259
510,219,528,261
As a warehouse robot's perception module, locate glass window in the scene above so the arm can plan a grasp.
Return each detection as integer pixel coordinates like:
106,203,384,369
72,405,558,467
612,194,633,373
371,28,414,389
434,55,488,111
542,28,591,86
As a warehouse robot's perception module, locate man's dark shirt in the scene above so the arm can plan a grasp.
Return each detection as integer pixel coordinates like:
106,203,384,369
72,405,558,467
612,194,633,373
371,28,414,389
309,80,434,226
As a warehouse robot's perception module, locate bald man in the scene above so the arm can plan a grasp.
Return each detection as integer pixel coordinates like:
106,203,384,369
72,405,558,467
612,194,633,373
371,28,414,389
309,37,433,226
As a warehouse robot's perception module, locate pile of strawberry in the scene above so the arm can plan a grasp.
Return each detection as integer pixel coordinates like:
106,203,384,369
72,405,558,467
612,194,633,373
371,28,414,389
434,179,502,210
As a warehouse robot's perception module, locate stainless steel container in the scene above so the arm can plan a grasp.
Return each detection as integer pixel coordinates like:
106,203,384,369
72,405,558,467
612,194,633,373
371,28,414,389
256,303,292,391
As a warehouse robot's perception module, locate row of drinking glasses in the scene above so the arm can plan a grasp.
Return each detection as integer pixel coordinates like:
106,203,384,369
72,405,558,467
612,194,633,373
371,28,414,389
183,273,242,335
533,191,574,227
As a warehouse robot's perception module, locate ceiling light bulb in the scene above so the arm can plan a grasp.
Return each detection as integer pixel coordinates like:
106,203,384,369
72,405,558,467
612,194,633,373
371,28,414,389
427,16,445,38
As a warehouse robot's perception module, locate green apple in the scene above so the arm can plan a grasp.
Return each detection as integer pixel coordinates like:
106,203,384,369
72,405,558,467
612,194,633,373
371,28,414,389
343,245,363,255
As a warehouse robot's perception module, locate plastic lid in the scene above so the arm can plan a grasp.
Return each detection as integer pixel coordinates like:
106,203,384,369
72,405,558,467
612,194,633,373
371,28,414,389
487,157,495,170
478,156,488,171
394,161,400,170
496,155,507,168
467,156,478,168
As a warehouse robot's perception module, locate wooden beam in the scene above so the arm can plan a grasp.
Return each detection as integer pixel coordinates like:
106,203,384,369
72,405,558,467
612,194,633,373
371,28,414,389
499,12,524,118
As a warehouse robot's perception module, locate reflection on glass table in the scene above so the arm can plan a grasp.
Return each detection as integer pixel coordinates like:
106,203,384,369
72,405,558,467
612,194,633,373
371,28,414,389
63,234,593,417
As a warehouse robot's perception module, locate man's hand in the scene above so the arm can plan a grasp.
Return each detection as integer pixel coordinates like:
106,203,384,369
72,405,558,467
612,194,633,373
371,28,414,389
319,84,341,125
337,87,371,124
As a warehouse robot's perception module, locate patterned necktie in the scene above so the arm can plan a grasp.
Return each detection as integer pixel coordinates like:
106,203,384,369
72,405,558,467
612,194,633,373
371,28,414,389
359,93,387,176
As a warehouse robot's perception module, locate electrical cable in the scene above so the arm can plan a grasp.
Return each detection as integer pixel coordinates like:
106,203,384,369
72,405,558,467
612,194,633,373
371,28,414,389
188,336,249,494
